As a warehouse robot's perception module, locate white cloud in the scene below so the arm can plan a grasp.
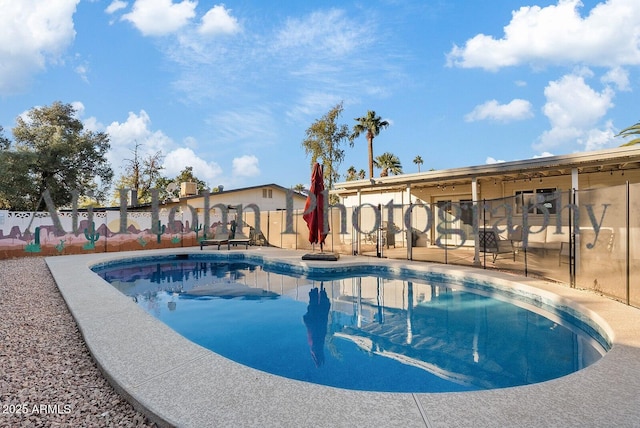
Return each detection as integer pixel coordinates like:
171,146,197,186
71,101,85,117
105,0,127,14
274,9,371,58
101,110,224,185
580,120,617,151
70,100,104,132
486,157,505,164
532,152,554,158
207,108,277,147
166,7,394,121
75,63,89,83
535,72,616,150
198,5,241,36
447,0,640,70
232,155,260,177
543,73,614,129
601,66,631,91
83,116,103,133
465,99,533,122
122,0,196,36
105,110,173,172
0,0,79,95
163,147,223,185
286,91,346,122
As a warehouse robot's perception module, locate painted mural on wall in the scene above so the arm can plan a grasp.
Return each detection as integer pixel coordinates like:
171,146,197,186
0,209,217,259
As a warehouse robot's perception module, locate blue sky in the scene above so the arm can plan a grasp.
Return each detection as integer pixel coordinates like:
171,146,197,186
1,0,639,192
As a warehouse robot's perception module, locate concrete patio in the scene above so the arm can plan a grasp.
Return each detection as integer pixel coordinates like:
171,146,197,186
45,247,640,427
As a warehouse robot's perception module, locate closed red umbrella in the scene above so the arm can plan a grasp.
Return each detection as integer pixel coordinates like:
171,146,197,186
303,163,328,251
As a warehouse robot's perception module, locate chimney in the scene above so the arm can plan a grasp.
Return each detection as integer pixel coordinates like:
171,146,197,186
180,182,197,197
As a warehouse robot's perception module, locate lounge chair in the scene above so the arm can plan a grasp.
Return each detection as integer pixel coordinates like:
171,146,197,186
200,226,230,250
228,226,251,249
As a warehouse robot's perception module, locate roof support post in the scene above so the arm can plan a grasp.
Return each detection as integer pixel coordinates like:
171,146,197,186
406,184,412,261
572,167,580,273
472,176,481,265
356,189,361,255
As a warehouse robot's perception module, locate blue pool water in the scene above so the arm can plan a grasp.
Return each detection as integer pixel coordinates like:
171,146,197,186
93,255,609,393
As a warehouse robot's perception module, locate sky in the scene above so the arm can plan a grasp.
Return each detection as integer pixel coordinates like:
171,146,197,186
1,0,640,194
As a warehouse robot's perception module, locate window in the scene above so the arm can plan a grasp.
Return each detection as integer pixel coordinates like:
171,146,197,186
515,188,557,214
515,190,534,214
262,188,273,198
535,188,557,214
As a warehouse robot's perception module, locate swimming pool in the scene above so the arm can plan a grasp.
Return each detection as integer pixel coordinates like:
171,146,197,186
92,253,609,393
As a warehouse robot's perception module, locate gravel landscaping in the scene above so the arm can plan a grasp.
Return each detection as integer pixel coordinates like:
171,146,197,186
0,257,156,427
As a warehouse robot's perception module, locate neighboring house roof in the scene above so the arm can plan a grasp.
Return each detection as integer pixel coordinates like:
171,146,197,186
87,183,306,210
333,146,640,194
177,183,306,202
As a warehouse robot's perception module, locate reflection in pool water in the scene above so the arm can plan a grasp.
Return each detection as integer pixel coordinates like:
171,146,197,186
93,257,608,393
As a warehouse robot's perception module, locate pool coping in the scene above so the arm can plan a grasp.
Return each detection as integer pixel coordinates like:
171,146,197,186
46,247,640,427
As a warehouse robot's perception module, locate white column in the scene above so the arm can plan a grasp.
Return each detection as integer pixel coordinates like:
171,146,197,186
406,184,412,260
357,189,362,255
572,167,580,270
472,176,480,265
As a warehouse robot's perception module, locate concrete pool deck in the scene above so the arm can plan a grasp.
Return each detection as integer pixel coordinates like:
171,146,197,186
46,247,640,428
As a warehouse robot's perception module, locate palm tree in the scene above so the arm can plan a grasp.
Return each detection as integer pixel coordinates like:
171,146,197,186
345,166,357,181
292,183,306,194
357,169,366,179
374,152,402,177
413,155,423,172
350,111,389,179
616,121,640,146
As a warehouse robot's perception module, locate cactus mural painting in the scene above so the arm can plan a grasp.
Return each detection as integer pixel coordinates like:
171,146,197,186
1,196,268,258
83,221,100,250
155,220,166,244
24,227,42,253
194,223,204,242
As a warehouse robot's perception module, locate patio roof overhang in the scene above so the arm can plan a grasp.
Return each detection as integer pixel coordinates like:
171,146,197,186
332,145,640,196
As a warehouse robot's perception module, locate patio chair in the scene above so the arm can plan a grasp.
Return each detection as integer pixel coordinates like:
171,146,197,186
478,228,516,262
200,226,230,250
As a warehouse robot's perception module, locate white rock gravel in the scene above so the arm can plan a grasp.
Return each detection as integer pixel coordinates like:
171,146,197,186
0,257,157,428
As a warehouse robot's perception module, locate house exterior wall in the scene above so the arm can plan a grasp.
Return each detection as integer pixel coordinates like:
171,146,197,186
161,186,306,232
336,166,640,249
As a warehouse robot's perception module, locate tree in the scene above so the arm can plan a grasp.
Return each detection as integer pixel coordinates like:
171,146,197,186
413,155,424,172
0,126,25,209
156,166,208,200
175,166,207,193
349,110,389,179
0,126,9,150
344,166,365,181
345,165,357,181
292,183,307,194
301,102,350,192
374,152,402,177
112,143,164,205
616,121,640,146
0,102,113,210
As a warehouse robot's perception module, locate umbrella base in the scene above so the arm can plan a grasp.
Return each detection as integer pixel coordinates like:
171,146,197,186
301,252,340,261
